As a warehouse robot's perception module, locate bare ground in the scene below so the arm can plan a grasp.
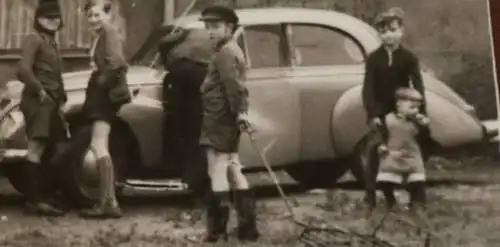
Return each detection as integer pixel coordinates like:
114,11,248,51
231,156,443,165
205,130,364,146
0,154,499,247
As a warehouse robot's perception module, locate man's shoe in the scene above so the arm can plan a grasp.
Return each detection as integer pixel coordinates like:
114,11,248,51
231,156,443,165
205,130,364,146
24,202,65,217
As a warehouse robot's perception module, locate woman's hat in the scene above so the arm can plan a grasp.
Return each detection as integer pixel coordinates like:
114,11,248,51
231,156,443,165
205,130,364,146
35,1,62,18
199,5,239,25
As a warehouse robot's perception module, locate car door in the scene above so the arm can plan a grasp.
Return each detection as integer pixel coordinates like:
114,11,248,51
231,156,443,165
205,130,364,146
238,24,301,168
284,23,366,161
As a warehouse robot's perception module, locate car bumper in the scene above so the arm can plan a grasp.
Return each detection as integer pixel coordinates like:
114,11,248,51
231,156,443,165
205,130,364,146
482,119,499,143
0,149,28,163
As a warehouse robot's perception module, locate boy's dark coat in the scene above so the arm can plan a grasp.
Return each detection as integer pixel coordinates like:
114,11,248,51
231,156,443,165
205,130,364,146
199,40,249,153
361,45,434,152
17,32,67,141
362,45,426,120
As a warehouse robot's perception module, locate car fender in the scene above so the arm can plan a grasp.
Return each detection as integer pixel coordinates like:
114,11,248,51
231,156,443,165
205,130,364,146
331,85,485,157
116,94,164,168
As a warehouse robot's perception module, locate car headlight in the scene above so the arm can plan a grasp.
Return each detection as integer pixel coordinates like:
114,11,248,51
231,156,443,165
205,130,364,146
5,80,23,101
463,104,478,118
0,104,23,141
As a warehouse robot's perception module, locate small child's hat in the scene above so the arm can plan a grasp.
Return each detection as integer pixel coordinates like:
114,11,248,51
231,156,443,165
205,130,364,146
396,87,423,101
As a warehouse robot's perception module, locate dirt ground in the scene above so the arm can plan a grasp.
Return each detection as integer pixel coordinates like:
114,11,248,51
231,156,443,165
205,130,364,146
0,154,500,247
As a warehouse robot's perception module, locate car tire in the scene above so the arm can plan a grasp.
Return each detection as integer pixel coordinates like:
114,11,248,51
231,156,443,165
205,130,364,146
59,122,135,208
4,162,30,196
350,133,379,186
4,161,64,199
286,159,350,189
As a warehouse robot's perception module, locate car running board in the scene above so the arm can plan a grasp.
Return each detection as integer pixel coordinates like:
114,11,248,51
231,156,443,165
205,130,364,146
123,179,188,192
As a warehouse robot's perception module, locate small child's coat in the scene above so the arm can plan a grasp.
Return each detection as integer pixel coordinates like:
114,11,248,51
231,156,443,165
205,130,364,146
376,112,428,184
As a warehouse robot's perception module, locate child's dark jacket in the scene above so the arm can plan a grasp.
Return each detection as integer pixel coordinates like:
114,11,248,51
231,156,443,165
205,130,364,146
362,45,426,120
199,39,249,153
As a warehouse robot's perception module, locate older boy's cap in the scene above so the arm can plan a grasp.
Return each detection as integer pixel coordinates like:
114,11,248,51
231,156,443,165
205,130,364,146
374,7,405,26
396,87,423,101
199,5,239,25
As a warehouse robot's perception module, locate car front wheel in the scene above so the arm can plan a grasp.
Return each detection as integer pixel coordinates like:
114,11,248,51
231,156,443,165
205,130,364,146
59,123,134,208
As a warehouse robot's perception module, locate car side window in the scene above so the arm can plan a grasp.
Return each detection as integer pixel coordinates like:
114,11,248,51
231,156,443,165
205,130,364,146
243,24,289,69
288,24,365,66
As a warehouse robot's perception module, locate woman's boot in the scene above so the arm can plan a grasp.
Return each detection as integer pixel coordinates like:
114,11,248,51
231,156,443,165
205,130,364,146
234,189,260,242
204,192,230,243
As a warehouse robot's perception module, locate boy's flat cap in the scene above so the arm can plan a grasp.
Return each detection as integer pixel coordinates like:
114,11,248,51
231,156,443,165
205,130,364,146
374,7,405,26
199,5,239,25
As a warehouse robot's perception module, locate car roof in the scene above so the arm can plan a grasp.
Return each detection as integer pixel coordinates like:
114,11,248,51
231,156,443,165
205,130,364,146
178,7,381,52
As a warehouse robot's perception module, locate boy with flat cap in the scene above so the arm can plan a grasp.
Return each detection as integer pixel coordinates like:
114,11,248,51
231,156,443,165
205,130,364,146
360,7,435,231
198,5,259,243
361,6,434,199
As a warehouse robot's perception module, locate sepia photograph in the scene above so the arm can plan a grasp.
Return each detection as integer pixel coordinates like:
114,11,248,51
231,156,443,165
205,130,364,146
0,0,498,246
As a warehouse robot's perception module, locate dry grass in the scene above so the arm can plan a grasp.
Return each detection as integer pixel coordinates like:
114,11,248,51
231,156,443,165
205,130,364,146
0,152,499,247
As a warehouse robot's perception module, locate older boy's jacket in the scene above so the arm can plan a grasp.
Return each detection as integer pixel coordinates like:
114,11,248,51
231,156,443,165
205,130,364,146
159,28,213,70
199,39,249,152
362,45,426,120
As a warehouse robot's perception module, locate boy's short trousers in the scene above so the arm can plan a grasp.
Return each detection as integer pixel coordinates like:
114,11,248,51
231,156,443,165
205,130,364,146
376,171,426,184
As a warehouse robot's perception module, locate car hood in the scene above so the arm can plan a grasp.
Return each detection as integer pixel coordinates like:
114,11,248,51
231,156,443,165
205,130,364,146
62,66,160,91
6,66,160,97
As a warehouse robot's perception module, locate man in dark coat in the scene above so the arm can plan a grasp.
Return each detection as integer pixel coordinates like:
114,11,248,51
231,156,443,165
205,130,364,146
16,1,67,216
198,5,259,243
158,25,214,197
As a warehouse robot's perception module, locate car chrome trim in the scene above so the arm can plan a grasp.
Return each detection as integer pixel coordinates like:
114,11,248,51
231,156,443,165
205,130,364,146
0,148,28,162
482,119,500,142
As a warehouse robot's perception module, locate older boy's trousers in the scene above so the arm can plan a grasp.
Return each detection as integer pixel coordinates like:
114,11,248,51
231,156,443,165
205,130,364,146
162,58,209,195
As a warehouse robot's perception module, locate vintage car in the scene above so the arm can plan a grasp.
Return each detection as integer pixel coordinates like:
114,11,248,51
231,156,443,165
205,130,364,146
0,8,496,207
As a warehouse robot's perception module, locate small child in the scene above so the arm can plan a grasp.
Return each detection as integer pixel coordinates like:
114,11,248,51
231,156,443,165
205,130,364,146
376,87,430,214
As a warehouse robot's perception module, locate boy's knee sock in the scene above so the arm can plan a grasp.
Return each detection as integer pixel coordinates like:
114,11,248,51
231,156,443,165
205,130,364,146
227,164,249,190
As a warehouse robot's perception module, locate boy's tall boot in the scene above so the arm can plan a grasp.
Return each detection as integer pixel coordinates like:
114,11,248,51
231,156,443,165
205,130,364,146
234,189,259,242
204,191,230,243
80,156,122,218
24,162,65,216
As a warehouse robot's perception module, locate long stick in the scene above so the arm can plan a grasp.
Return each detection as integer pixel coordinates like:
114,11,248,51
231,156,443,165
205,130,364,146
247,134,299,211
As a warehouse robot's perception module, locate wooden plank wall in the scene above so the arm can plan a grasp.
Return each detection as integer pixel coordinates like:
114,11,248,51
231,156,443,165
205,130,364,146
0,0,92,50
